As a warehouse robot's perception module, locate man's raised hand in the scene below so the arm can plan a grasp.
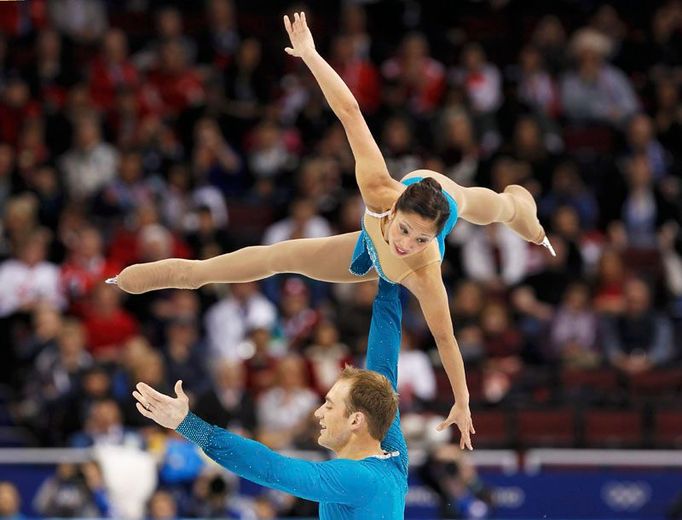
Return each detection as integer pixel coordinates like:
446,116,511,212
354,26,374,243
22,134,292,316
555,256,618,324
133,380,189,429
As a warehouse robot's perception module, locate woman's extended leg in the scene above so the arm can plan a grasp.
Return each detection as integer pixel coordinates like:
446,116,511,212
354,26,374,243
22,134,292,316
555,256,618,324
455,184,546,245
114,232,377,294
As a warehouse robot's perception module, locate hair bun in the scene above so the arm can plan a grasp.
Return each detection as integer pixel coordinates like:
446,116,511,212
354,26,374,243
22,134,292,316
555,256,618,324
419,177,442,192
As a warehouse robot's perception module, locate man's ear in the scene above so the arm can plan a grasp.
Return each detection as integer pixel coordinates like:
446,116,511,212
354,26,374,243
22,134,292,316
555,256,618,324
349,411,365,431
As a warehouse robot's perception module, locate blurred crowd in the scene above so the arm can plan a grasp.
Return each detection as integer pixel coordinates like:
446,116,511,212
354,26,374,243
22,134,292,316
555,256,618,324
0,0,681,518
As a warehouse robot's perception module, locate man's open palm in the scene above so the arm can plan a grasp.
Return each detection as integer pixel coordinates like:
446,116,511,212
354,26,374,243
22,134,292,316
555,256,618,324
133,380,189,429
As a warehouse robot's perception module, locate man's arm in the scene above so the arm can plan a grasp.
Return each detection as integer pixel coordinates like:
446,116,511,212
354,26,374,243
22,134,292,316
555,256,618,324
176,413,377,505
133,382,378,505
365,279,408,463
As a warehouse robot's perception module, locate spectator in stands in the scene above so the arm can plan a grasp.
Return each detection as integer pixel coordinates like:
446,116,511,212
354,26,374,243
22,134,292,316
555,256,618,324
88,29,139,110
651,77,682,168
335,280,376,355
48,0,107,44
480,301,523,403
539,161,599,231
0,77,41,148
34,462,110,518
380,115,422,180
242,326,281,395
94,149,163,218
59,364,112,442
162,316,209,398
197,0,240,68
59,114,119,201
61,226,120,306
624,113,669,181
0,481,23,520
0,145,14,213
419,444,492,520
549,281,600,368
276,277,320,350
256,354,317,449
510,116,557,187
262,198,332,245
0,194,39,261
436,111,480,186
602,277,675,374
592,248,628,314
24,28,75,109
15,304,62,369
69,398,142,449
81,282,139,361
147,489,179,520
191,116,242,193
560,28,639,126
246,120,299,191
0,228,64,317
531,15,568,75
223,38,269,130
382,32,446,115
461,222,529,290
397,328,436,411
305,320,352,395
135,6,196,72
511,235,571,348
613,154,678,249
517,45,560,118
26,317,93,410
194,360,256,437
331,34,380,113
205,281,277,360
452,43,502,145
550,206,586,276
449,280,485,364
147,40,204,117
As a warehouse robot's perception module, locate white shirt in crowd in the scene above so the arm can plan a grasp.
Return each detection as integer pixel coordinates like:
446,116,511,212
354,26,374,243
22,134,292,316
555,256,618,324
262,216,332,245
0,259,65,317
205,293,277,360
397,349,437,402
60,144,119,200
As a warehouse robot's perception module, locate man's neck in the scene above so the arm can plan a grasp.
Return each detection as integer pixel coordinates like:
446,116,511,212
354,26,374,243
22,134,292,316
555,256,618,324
336,439,385,460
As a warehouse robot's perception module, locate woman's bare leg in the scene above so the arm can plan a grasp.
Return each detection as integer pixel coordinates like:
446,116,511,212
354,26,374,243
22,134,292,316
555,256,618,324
114,232,377,294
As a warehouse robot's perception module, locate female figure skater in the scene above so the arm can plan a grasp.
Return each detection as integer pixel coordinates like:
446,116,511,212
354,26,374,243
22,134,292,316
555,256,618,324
110,12,554,447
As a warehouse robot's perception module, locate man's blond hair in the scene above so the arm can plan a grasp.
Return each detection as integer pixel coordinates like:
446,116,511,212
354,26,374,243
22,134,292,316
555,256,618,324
338,366,398,440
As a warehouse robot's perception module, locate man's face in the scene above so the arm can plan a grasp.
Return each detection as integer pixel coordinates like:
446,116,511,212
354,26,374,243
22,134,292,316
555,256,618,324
314,379,355,451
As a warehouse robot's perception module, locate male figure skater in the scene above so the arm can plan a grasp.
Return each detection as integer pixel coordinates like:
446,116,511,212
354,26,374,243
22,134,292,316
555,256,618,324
134,279,412,519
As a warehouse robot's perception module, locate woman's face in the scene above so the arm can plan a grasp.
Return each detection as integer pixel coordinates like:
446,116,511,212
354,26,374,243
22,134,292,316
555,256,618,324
386,210,438,257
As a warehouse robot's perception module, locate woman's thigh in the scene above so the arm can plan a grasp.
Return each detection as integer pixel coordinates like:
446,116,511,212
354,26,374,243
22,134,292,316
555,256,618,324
270,231,378,283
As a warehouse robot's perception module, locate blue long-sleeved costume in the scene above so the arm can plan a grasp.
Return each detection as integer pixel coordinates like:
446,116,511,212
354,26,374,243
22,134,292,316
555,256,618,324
176,279,408,519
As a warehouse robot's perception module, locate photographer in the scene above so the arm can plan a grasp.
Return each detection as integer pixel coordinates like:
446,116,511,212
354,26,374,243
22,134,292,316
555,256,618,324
33,462,110,518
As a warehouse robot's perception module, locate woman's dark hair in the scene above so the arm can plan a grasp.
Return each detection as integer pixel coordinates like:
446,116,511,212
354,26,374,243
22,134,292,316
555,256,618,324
395,177,450,234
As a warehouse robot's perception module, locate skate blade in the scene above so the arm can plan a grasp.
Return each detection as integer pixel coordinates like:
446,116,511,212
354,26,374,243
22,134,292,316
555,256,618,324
541,237,556,257
105,277,118,285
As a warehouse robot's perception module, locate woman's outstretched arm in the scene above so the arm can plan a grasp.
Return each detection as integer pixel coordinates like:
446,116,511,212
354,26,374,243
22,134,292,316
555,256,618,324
402,264,475,449
283,12,400,210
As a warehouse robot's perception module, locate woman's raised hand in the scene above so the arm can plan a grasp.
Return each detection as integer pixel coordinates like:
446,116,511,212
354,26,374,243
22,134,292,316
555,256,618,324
283,12,316,59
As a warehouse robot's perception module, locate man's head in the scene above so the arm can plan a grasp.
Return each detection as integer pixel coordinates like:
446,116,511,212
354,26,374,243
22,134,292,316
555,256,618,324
314,366,398,452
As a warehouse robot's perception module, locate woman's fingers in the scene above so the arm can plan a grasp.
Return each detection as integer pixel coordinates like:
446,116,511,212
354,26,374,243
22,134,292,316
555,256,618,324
283,15,292,34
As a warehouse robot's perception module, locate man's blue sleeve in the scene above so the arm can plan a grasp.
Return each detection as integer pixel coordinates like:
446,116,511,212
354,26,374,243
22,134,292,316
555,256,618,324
176,413,378,505
365,279,408,469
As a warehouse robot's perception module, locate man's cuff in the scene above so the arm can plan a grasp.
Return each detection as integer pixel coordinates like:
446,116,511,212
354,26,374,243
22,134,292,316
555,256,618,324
175,412,213,448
